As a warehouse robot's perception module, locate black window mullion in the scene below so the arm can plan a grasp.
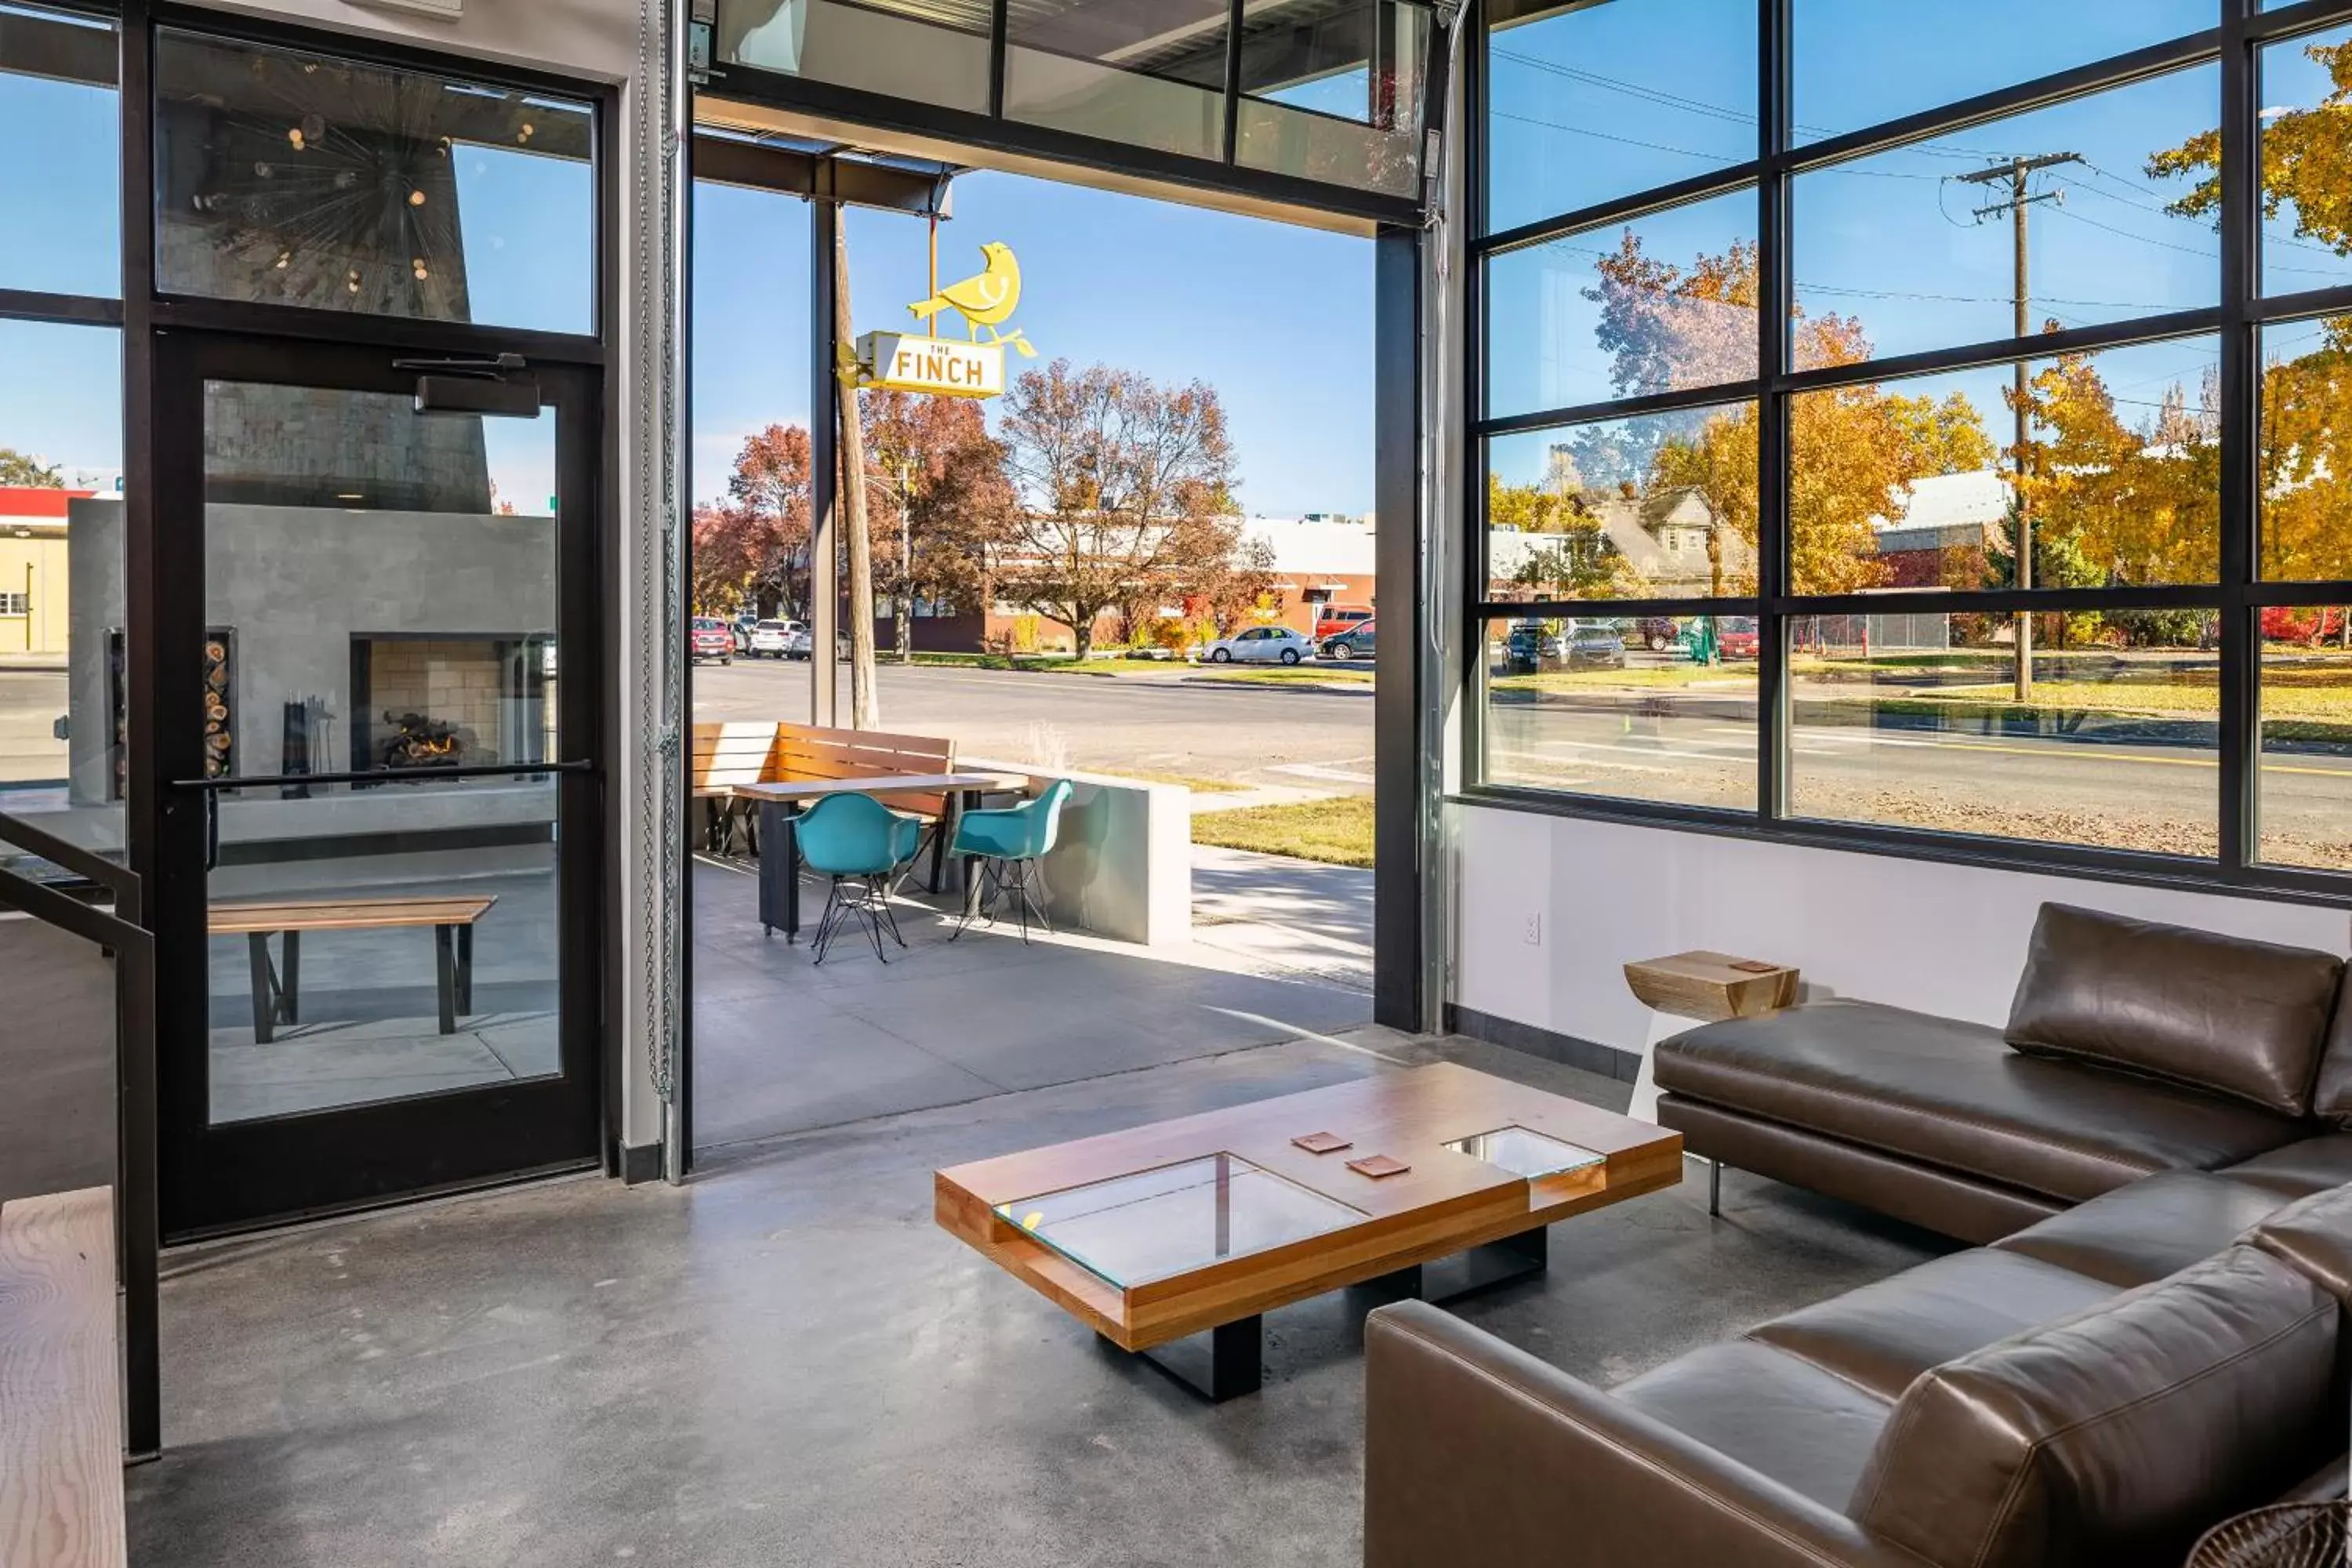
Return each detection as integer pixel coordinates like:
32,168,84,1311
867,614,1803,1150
987,0,1008,118
1220,0,1242,165
2220,0,2259,873
1755,0,1790,826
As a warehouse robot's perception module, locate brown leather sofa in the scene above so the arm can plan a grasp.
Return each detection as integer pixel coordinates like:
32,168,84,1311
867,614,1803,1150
1364,1174,2352,1567
1653,903,2352,1243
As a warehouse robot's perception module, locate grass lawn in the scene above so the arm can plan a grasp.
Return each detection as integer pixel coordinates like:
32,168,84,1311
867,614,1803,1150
1119,771,1245,793
1191,796,1374,868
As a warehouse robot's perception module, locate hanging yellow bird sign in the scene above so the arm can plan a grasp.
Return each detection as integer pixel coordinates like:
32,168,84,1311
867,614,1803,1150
852,241,1036,400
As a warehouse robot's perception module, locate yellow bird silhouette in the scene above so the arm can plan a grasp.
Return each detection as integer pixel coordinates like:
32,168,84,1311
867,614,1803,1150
909,241,1022,341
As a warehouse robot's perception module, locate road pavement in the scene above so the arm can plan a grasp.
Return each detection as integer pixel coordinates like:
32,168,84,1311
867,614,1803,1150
692,658,1380,793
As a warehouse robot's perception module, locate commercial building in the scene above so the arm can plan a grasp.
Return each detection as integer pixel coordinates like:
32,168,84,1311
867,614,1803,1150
7,1,2352,1563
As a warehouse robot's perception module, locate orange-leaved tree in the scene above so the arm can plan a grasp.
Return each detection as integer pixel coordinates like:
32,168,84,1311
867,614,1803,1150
692,423,811,617
1584,235,1994,596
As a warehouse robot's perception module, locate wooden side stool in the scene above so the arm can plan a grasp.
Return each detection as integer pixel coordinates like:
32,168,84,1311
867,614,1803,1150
1622,951,1799,1128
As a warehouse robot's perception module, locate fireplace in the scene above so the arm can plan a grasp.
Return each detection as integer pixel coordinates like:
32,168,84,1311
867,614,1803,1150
350,634,552,776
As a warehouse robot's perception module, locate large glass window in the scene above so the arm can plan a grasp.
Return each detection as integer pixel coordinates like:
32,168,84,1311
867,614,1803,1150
1471,2,2352,891
2258,24,2352,296
1482,615,1759,811
718,0,993,114
0,4,118,299
1486,187,1757,418
1790,68,2220,366
0,321,122,852
2259,315,2352,582
1487,405,1757,602
1484,0,1755,232
1791,1,2213,145
1786,336,2223,595
1005,2,1231,162
153,30,597,336
1787,614,2221,855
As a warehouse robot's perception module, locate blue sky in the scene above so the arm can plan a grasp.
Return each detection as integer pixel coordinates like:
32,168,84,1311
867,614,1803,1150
690,171,1375,514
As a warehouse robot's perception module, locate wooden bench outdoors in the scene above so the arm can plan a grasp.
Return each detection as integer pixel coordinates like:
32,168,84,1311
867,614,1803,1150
209,896,498,1044
0,1188,126,1568
691,721,960,884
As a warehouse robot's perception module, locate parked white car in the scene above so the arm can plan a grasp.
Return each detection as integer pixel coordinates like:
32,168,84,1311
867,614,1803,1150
748,619,797,658
1201,626,1314,665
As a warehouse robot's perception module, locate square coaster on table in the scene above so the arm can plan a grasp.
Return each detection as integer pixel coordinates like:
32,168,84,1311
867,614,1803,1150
1347,1153,1411,1179
1292,1131,1352,1154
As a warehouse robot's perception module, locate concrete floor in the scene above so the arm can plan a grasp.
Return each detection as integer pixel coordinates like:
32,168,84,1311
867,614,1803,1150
126,1029,1948,1568
690,849,1374,1151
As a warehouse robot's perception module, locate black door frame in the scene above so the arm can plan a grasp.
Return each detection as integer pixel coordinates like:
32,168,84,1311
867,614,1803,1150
147,330,608,1239
107,2,623,1239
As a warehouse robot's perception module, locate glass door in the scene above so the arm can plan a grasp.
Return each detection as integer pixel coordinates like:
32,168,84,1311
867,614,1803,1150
152,330,603,1237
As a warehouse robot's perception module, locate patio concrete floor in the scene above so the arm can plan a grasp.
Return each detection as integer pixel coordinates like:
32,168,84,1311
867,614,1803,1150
127,1025,1949,1567
690,845,1376,1152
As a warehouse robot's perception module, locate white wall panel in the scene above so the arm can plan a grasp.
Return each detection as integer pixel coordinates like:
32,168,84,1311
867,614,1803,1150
1454,802,2352,1054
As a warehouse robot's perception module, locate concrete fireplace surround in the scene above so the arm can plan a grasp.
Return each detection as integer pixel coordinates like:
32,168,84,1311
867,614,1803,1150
64,495,557,854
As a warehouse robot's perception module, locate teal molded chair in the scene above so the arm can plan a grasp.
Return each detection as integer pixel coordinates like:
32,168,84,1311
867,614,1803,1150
950,779,1073,942
796,792,924,964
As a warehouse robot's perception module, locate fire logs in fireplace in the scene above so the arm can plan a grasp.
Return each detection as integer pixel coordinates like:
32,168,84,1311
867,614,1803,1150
380,710,467,770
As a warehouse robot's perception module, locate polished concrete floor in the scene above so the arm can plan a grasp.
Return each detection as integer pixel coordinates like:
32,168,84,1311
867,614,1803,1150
690,849,1374,1151
127,1029,1948,1568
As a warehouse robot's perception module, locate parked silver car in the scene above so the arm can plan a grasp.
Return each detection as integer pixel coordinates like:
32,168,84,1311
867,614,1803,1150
1201,626,1313,665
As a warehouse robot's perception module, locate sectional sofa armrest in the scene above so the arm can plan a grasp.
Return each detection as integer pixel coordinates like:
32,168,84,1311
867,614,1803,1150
1363,1303,1934,1568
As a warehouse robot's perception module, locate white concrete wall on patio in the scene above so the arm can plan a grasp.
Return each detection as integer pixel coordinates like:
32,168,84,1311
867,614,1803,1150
964,762,1191,946
1452,803,2352,1054
174,0,679,1156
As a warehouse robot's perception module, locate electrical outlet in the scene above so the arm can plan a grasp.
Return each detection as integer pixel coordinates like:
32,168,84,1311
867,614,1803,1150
1523,913,1541,946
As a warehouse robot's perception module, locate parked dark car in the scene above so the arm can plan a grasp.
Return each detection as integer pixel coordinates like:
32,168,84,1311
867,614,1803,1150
1321,621,1375,659
1565,624,1627,669
1502,622,1565,674
1633,615,1680,652
690,617,735,666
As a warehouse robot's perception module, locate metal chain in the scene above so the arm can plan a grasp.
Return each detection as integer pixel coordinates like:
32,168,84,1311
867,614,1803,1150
632,0,684,1110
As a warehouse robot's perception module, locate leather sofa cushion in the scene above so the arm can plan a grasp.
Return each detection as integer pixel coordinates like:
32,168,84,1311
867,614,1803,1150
2006,903,2341,1117
2316,999,2352,1127
2245,1181,2352,1304
2224,1135,2352,1198
1990,1171,2293,1288
1851,1247,2337,1568
1610,1340,1891,1513
1656,1000,2303,1203
1747,1249,2116,1402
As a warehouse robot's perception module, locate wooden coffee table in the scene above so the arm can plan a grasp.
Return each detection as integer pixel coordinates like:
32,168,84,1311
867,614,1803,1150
935,1063,1682,1399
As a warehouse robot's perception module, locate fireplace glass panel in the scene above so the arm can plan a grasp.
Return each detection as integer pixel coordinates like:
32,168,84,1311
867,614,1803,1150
200,379,564,1126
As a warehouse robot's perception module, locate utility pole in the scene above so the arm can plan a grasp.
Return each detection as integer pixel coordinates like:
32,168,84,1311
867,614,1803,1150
1959,151,2081,702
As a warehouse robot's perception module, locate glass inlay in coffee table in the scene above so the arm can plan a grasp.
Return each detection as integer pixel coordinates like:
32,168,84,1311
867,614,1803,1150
1443,1126,1605,1181
994,1153,1365,1290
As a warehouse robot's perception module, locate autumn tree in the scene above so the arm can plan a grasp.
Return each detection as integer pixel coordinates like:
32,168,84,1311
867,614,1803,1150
0,448,61,488
1589,237,1994,596
692,423,811,617
993,359,1244,660
2009,352,2220,590
860,390,1019,659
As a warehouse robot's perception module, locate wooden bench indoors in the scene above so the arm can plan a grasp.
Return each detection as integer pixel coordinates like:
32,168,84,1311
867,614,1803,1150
0,1187,127,1568
209,895,498,1044
691,720,965,890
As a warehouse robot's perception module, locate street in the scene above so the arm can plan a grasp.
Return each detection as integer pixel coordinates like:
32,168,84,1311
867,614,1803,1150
691,658,1379,793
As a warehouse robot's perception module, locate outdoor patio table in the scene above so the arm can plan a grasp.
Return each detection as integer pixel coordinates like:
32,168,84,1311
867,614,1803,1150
732,773,1029,942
